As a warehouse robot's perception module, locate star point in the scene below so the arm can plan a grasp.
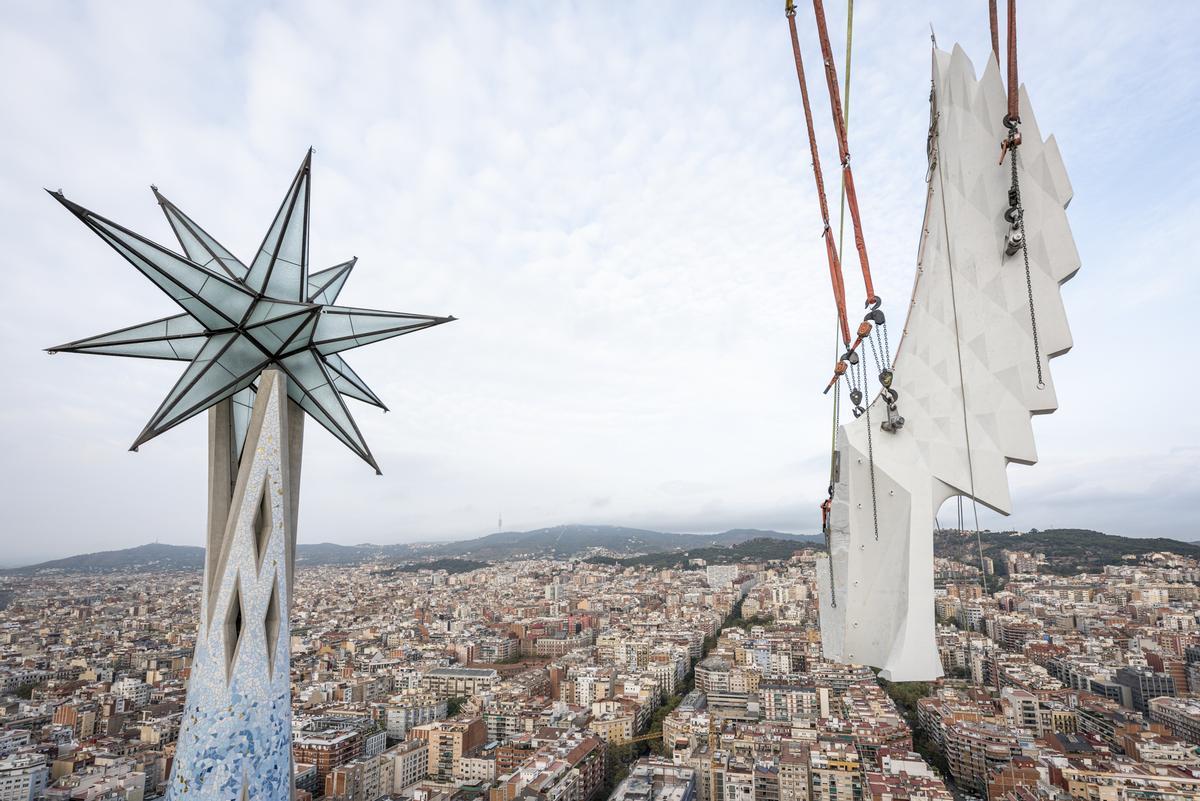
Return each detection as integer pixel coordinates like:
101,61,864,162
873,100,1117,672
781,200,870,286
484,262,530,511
48,150,454,470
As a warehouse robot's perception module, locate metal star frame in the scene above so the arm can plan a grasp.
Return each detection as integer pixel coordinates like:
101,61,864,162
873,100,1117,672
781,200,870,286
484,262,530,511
47,149,454,473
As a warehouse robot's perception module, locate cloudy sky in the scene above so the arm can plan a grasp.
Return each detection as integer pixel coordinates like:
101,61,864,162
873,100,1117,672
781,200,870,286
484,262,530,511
1,2,1197,564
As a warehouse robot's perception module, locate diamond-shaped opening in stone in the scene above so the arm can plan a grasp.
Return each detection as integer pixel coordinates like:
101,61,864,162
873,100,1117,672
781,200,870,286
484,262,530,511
223,575,246,682
264,576,281,679
252,482,273,574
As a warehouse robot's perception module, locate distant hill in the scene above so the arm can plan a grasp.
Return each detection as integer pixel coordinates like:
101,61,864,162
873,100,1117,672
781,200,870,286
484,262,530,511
15,526,1190,576
2,542,206,574
294,542,394,565
934,528,1200,575
585,536,819,569
1,541,387,575
4,525,822,573
419,525,823,560
392,558,490,574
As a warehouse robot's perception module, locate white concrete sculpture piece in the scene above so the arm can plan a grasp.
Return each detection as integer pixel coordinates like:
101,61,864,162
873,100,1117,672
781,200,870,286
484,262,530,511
816,46,1079,681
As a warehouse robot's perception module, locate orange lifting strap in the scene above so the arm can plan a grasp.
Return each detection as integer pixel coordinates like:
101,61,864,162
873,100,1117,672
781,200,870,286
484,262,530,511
989,0,1001,66
822,320,874,394
997,0,1023,164
1006,0,1020,122
787,0,851,348
812,0,877,309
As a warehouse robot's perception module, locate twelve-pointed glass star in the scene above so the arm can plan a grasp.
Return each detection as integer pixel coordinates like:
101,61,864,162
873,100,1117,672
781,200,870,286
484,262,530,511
47,149,454,473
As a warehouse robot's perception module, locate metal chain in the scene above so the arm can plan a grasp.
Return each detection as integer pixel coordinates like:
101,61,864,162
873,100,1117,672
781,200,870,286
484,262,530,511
827,556,837,607
860,357,880,541
1008,128,1045,389
874,322,891,374
830,367,841,486
880,321,891,371
866,329,883,377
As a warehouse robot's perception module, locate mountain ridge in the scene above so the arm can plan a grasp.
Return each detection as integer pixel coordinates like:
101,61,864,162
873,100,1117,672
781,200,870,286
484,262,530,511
17,526,1192,576
933,528,1200,575
2,525,822,574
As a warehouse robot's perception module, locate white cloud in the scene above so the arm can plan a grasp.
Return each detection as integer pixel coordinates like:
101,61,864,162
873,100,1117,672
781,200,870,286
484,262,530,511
1,1,1197,563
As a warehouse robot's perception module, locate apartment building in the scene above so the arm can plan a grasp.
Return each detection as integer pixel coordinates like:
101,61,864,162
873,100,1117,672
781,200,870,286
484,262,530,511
1150,697,1200,745
942,721,1026,796
610,758,696,801
413,717,487,781
0,753,48,801
293,728,364,789
808,740,862,801
420,668,500,699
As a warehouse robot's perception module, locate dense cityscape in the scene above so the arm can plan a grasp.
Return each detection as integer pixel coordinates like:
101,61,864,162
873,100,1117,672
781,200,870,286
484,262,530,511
6,0,1197,797
4,534,1200,801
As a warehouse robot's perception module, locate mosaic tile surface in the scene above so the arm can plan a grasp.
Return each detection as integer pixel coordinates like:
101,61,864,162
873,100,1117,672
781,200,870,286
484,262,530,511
169,376,293,800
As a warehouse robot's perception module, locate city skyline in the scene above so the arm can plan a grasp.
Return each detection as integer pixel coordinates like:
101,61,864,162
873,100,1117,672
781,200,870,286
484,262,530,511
3,2,1198,565
5,529,1200,800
